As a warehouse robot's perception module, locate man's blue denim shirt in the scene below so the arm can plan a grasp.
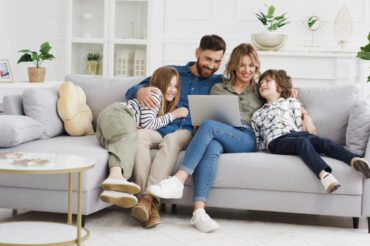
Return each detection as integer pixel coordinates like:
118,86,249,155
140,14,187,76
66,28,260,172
125,62,224,136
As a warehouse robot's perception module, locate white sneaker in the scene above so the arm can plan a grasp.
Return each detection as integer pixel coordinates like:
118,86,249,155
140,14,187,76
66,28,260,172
102,177,141,194
320,173,341,193
100,190,138,208
351,157,370,179
190,209,219,233
147,176,184,199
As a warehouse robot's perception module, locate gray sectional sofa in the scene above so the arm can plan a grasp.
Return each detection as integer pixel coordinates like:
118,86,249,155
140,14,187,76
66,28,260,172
1,74,369,233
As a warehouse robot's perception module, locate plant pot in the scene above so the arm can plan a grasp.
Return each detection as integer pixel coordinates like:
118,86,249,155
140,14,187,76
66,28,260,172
28,67,46,83
251,33,287,51
86,60,99,75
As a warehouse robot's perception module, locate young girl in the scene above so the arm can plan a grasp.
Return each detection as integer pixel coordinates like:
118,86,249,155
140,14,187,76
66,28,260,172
251,69,370,193
96,66,188,208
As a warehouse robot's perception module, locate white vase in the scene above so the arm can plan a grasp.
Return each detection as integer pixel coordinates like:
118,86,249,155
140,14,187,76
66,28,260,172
251,32,287,51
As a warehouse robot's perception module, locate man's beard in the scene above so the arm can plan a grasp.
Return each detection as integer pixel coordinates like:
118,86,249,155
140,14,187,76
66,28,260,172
196,60,217,78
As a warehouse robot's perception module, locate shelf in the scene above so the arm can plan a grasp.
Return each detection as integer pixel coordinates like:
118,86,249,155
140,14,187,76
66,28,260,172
114,38,147,45
71,37,105,44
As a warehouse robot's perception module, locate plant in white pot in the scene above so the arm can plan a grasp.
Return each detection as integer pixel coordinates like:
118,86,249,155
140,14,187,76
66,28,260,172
17,42,55,82
251,4,289,51
357,32,370,82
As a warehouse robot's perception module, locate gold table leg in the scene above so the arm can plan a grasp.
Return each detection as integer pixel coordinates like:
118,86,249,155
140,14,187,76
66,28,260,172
77,172,82,246
67,173,72,225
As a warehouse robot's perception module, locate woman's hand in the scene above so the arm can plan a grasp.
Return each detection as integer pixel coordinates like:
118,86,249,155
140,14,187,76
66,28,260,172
136,87,159,109
302,114,317,135
170,107,189,119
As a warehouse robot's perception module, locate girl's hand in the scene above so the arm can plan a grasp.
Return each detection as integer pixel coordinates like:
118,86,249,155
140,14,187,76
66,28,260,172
171,107,189,119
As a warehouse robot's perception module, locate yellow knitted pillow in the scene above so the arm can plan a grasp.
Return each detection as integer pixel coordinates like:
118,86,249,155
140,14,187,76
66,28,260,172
57,81,94,136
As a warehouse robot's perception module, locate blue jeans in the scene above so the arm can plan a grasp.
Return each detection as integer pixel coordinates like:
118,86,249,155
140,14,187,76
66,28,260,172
180,120,257,202
268,131,357,178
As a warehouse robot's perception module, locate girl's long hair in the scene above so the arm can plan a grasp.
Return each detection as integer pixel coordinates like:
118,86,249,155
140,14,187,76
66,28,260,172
149,66,180,115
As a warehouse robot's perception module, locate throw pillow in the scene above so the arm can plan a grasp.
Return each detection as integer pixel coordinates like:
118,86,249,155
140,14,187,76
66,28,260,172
57,81,94,136
0,115,42,147
298,83,360,145
23,87,64,138
346,97,370,156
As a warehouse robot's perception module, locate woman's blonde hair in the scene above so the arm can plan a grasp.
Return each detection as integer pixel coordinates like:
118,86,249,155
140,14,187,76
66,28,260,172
258,69,292,99
149,66,180,116
224,43,260,85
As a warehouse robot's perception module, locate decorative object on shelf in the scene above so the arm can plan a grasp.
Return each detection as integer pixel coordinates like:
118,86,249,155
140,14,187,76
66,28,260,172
0,59,13,82
86,51,100,75
305,16,322,52
116,50,132,77
82,12,93,38
334,5,352,52
134,50,146,77
357,32,370,82
17,42,55,83
251,4,289,51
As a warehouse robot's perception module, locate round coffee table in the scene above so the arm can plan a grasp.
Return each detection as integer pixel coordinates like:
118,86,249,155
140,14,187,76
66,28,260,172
0,152,94,246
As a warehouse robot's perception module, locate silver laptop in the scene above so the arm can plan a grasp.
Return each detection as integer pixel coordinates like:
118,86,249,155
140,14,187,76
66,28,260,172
188,95,242,127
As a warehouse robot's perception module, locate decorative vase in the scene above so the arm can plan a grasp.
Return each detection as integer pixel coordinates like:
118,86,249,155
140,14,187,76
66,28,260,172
28,67,45,83
86,61,98,75
251,32,287,51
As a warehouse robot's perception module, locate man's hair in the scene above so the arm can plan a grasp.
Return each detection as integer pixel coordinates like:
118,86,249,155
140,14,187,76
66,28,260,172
258,69,292,99
199,35,226,53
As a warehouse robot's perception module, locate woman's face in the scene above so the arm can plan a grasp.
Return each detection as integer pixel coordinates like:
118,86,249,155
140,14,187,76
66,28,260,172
235,55,256,84
165,76,178,101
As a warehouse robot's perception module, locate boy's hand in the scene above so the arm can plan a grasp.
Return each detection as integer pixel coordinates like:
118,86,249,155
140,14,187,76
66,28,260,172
136,87,158,109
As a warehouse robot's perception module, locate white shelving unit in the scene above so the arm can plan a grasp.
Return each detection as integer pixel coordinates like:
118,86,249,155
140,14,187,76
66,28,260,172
66,0,164,79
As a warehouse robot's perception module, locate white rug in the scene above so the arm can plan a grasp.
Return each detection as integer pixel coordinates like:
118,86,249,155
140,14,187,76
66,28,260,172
1,206,370,246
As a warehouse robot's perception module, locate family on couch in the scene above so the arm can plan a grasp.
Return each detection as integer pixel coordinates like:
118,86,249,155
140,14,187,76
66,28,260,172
96,35,370,233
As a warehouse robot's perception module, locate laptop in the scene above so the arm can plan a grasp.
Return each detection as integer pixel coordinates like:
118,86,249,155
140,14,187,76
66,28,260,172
188,95,242,127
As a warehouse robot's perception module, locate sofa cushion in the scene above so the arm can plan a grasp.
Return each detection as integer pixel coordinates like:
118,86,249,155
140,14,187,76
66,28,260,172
0,135,108,192
0,115,42,147
173,151,362,195
346,97,370,156
23,87,64,138
65,75,142,127
298,84,360,145
57,81,94,136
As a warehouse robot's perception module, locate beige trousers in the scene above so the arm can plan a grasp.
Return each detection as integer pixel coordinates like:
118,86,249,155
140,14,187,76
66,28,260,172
134,129,192,194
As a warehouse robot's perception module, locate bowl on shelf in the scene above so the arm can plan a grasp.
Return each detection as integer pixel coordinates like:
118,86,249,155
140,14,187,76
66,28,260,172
251,33,287,51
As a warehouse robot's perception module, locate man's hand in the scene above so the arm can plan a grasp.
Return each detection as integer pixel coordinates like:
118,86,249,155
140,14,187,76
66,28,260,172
170,107,189,119
136,87,159,109
291,88,299,99
302,114,317,135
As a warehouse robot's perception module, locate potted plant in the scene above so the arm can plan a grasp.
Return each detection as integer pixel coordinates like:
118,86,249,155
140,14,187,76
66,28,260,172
251,4,289,51
86,51,100,75
17,42,55,83
357,32,370,82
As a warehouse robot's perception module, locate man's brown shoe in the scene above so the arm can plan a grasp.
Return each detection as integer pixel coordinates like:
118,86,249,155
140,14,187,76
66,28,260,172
131,196,152,222
143,202,162,229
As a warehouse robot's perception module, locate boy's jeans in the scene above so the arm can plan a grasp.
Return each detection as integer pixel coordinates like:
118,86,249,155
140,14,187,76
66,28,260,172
180,120,257,202
268,131,357,178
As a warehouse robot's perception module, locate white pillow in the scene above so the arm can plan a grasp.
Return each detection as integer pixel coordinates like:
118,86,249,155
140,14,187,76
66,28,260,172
0,115,42,147
23,87,64,138
346,97,370,156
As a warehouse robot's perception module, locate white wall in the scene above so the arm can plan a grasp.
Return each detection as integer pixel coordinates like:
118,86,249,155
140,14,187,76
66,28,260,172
0,0,368,81
162,0,370,67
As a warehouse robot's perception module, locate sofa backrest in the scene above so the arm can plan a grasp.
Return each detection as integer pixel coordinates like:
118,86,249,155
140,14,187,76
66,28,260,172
65,74,143,127
298,83,361,145
3,95,24,115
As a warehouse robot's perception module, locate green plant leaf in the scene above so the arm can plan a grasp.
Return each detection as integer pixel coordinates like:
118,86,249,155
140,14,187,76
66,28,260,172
18,49,31,53
367,75,370,82
40,42,52,54
360,44,370,52
267,5,275,18
17,54,32,64
357,51,370,60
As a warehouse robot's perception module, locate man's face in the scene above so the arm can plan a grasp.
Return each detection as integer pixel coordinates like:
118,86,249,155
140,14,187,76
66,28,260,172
195,49,224,78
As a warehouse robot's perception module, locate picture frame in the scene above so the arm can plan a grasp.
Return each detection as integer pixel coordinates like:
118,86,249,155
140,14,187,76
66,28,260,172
0,59,13,82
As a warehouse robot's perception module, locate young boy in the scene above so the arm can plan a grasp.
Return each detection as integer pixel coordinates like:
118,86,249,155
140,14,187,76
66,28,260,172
251,69,370,193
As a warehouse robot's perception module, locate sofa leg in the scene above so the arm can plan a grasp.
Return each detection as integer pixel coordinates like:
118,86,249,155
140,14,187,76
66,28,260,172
368,217,370,234
82,215,86,227
353,217,359,229
12,209,17,216
171,204,177,214
160,203,167,213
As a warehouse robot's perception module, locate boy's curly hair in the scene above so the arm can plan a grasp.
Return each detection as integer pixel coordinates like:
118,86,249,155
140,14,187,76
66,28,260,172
258,69,292,99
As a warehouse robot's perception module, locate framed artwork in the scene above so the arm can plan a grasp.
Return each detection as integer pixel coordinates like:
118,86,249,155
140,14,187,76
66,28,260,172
0,60,13,82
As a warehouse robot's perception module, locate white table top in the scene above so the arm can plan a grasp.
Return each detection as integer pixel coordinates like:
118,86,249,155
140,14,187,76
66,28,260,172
0,152,94,174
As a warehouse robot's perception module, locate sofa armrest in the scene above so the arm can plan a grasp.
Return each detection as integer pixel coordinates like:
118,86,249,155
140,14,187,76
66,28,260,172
3,95,24,115
362,135,370,216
